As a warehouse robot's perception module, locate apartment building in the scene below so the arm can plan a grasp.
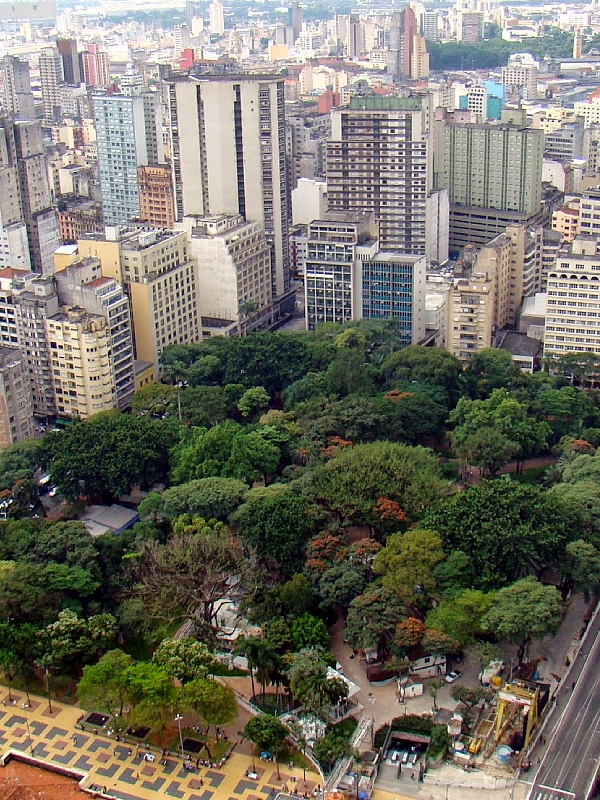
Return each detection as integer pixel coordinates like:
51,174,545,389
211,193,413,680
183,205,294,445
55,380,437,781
545,235,600,356
54,256,135,409
552,205,580,242
168,73,291,307
446,273,495,360
78,227,201,378
304,212,426,344
138,164,176,229
327,96,440,259
39,47,64,123
178,214,273,333
0,345,34,449
46,310,117,419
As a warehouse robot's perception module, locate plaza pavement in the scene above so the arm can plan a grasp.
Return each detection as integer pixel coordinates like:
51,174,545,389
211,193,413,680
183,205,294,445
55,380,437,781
0,687,412,800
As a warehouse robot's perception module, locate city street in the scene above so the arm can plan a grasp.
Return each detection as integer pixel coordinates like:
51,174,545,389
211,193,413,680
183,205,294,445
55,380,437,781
524,606,600,800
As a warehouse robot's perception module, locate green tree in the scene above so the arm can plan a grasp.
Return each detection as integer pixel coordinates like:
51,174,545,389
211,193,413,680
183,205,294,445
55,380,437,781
564,539,600,599
77,649,133,725
424,480,582,589
42,412,173,500
183,677,237,738
313,441,445,531
313,729,352,770
46,609,118,670
425,590,496,647
170,421,242,484
464,348,520,398
428,678,445,710
344,585,405,653
152,638,215,684
381,345,464,405
318,564,367,612
483,577,563,662
287,647,348,717
141,478,248,522
454,428,518,478
237,387,270,419
130,383,176,418
223,333,312,394
125,661,180,731
450,684,490,710
373,529,444,606
234,486,316,576
226,428,282,486
0,439,42,491
243,715,289,778
291,613,330,651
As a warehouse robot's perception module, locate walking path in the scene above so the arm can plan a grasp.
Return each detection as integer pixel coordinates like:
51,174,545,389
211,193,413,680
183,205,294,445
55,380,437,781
0,688,325,800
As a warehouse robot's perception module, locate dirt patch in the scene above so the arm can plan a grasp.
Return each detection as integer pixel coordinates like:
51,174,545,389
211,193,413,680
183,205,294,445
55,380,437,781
0,761,83,800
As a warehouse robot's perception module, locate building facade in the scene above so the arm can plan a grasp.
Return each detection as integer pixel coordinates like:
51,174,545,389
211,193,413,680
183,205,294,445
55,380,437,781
168,73,291,305
0,345,34,449
138,164,176,229
545,236,600,356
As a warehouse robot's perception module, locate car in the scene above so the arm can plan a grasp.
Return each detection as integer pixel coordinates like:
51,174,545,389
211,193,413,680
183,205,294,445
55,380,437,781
445,670,461,683
48,487,58,497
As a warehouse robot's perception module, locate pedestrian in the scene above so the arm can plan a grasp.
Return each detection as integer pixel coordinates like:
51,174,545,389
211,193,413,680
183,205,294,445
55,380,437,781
411,772,415,780
103,787,107,794
128,748,132,756
571,681,576,690
541,736,546,745
196,758,200,769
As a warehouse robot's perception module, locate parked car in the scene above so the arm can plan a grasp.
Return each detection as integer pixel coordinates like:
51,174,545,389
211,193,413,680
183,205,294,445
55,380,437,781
445,670,461,683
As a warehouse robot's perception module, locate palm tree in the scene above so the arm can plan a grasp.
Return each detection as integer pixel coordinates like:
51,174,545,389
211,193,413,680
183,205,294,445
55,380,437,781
162,360,188,422
238,300,259,337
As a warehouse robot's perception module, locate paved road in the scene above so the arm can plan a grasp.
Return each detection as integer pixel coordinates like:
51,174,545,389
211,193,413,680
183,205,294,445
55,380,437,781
525,605,600,800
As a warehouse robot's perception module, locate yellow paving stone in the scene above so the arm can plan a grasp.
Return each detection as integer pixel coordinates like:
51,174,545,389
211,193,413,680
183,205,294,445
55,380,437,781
0,689,324,800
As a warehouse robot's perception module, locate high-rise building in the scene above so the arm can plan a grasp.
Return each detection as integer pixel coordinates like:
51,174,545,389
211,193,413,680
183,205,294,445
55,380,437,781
456,11,484,41
545,236,600,357
54,256,135,409
208,0,225,35
138,164,176,229
39,47,64,123
288,1,302,42
346,15,362,58
434,110,544,250
387,7,418,80
0,273,60,417
327,96,436,258
173,24,191,60
501,56,538,101
78,227,201,378
303,212,426,343
178,213,274,332
12,120,61,273
81,44,110,87
0,118,60,274
446,272,495,359
93,69,163,226
46,309,118,419
0,345,34,448
57,38,81,86
168,73,291,305
2,55,35,121
58,198,104,242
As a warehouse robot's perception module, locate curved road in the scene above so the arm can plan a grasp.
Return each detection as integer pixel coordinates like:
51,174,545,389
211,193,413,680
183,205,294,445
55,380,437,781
525,605,600,800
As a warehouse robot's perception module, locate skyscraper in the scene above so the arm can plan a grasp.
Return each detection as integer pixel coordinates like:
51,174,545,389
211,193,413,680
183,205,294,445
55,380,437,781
2,55,35,121
93,67,163,226
57,38,81,85
327,96,432,257
434,109,544,249
81,44,110,87
0,117,60,274
387,7,418,80
208,0,225,35
39,47,64,123
288,1,302,41
168,73,291,304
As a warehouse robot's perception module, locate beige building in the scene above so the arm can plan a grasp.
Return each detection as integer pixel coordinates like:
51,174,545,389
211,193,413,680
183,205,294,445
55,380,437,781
177,214,273,333
0,345,34,449
46,310,117,419
545,235,600,356
446,273,495,360
78,228,201,378
552,205,579,242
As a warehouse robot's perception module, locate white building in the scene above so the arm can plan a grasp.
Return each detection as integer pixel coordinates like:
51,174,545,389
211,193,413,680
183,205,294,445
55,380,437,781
177,213,273,332
208,0,225,35
291,179,328,226
168,74,291,308
545,235,600,356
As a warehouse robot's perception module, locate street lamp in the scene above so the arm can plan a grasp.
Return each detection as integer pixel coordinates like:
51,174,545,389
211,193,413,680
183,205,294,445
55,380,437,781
175,715,184,758
22,701,34,756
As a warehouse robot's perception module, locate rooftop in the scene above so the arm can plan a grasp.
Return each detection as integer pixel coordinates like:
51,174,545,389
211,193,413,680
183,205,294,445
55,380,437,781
497,330,542,358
